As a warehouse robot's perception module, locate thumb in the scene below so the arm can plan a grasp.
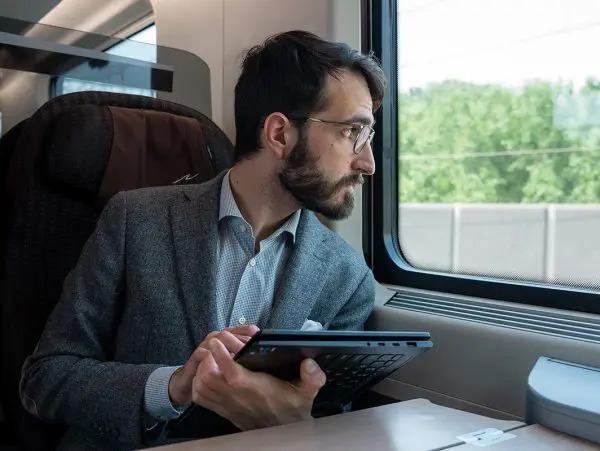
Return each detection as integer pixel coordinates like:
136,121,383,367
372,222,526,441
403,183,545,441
297,358,326,398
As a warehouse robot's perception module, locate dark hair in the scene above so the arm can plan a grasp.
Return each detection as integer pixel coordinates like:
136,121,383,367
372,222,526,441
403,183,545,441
233,30,386,161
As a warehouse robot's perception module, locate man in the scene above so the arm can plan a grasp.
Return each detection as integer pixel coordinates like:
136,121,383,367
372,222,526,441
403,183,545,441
20,30,385,450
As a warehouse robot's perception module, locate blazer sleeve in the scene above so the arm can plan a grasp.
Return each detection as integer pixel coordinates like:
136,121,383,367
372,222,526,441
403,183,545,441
328,269,375,331
19,191,162,447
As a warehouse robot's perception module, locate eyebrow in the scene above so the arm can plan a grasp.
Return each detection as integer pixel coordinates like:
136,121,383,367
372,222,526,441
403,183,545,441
343,114,375,126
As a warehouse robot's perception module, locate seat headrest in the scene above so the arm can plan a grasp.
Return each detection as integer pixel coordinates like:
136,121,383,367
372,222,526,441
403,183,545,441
43,104,216,201
44,104,111,198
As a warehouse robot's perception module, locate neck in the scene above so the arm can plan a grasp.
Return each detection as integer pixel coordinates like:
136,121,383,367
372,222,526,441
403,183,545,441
228,156,300,242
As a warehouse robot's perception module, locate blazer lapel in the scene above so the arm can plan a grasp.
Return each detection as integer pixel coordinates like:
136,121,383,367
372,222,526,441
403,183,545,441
266,211,331,329
170,174,224,345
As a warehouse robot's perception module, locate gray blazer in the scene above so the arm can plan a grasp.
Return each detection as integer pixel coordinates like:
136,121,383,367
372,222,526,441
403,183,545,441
20,173,375,450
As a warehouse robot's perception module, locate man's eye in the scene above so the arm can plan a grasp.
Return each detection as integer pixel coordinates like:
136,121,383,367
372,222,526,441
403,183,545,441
343,127,360,139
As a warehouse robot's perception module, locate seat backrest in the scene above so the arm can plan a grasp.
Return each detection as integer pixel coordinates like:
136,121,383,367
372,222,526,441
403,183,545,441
0,118,29,449
0,91,234,450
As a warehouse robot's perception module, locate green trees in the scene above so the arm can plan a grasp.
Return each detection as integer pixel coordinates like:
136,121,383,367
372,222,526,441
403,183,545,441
399,79,600,203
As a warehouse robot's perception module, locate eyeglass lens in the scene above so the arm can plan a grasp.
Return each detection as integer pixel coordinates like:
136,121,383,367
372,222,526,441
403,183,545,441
354,126,374,153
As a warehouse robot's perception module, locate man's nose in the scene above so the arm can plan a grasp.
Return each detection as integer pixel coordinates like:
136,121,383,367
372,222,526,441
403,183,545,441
352,142,376,176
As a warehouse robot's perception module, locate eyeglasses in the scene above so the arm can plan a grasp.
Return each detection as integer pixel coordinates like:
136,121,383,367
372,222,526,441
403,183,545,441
295,116,375,155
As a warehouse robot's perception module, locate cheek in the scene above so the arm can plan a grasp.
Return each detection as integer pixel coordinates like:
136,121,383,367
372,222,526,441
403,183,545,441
323,142,353,172
309,132,351,175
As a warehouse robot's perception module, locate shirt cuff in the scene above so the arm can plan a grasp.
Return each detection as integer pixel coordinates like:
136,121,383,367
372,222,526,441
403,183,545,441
144,366,188,422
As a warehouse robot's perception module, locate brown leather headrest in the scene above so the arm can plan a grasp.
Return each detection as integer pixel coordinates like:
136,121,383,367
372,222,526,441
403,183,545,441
98,106,215,201
44,105,216,201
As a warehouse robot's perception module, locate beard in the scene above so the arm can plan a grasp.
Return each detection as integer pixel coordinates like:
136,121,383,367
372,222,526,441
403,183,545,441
279,132,363,220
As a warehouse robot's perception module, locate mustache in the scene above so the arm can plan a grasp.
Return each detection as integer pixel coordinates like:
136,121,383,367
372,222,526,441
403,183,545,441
334,173,364,191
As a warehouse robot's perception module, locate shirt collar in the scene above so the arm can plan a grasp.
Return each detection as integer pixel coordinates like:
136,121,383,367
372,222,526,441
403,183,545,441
219,170,301,243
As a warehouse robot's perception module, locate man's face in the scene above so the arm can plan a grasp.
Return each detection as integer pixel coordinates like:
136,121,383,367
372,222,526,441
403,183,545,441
279,70,376,220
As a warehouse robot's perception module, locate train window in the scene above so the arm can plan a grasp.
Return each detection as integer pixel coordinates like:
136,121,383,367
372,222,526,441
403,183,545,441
368,0,600,313
54,23,157,96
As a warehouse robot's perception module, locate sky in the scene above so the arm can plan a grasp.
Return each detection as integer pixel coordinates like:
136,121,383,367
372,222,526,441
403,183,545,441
398,0,600,91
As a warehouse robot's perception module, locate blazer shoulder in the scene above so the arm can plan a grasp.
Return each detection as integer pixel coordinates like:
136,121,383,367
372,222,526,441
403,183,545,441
100,177,220,226
305,212,370,274
121,184,195,205
120,175,222,208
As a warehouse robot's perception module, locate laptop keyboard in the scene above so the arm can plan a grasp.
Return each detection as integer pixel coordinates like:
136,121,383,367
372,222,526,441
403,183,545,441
314,353,404,404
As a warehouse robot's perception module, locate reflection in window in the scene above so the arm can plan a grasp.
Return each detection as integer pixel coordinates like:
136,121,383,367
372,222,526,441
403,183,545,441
397,0,600,289
57,24,157,97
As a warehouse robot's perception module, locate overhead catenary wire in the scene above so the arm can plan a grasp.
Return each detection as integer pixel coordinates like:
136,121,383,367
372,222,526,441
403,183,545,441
400,146,600,161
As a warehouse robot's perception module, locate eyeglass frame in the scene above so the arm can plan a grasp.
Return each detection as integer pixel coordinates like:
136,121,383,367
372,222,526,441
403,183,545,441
290,115,376,155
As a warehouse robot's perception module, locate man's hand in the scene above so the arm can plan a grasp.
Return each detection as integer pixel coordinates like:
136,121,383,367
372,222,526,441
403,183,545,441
191,338,327,430
168,325,260,406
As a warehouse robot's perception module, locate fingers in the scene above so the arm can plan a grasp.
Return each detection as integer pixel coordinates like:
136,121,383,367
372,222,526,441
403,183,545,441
192,354,224,406
198,350,220,374
168,346,210,405
233,334,252,343
296,358,326,399
209,338,249,387
199,325,260,354
224,324,260,337
214,330,247,354
179,326,258,408
180,347,210,380
197,352,229,391
200,330,249,354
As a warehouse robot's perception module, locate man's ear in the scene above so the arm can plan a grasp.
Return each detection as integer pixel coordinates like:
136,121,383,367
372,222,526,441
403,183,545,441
262,112,297,159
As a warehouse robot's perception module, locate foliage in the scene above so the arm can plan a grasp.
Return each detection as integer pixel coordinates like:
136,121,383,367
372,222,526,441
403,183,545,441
399,79,600,203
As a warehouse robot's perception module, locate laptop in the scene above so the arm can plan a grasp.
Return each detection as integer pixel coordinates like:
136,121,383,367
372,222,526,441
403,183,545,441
235,329,433,407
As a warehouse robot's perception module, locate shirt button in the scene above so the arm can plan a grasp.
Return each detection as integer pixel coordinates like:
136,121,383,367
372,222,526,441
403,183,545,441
238,224,246,232
238,316,246,325
249,258,256,267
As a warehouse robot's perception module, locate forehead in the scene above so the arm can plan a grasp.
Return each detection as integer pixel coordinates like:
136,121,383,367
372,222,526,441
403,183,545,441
319,70,374,123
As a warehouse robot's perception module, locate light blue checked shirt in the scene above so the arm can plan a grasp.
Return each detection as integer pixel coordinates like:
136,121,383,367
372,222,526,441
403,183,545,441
215,170,301,329
144,171,301,421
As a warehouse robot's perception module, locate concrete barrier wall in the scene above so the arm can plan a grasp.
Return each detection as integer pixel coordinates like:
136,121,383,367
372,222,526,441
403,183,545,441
398,204,600,288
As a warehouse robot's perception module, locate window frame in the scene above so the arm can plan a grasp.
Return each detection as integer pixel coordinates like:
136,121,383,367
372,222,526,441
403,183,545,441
363,0,600,315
